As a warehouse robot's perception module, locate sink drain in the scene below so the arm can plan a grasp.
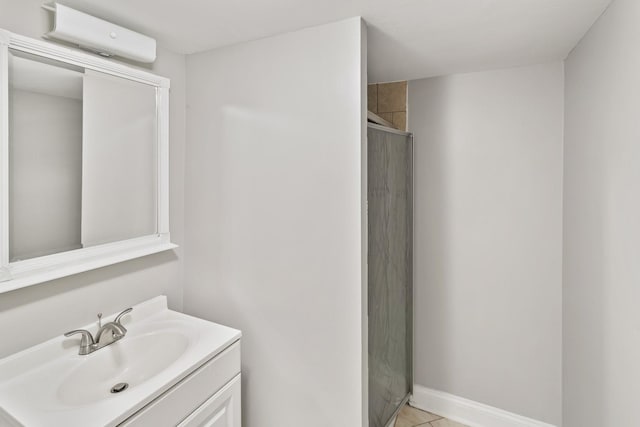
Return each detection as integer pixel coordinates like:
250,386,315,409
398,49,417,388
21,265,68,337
110,382,129,394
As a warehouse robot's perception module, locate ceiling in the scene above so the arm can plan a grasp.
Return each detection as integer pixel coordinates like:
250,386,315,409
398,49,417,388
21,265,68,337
59,0,612,82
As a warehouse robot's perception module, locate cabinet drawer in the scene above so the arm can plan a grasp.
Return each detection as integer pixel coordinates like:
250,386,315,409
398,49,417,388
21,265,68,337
120,341,241,426
178,374,241,427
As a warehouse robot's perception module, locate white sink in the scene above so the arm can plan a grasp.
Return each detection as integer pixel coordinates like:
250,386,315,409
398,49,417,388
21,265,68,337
58,330,189,406
0,296,241,427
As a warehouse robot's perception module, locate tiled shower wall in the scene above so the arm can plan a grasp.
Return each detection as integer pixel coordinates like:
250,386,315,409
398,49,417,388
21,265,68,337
368,81,407,130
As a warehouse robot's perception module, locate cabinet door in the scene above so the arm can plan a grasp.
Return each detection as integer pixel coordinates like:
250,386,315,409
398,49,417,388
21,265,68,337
178,374,241,427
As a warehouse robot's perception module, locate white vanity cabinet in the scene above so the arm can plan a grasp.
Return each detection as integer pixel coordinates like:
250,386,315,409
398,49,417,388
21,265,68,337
120,341,241,427
178,375,241,427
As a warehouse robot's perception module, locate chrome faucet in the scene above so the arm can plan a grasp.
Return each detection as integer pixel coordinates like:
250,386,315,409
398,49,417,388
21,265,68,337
64,308,133,355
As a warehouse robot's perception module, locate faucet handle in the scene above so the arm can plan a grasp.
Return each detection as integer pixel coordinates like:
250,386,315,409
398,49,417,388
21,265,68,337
64,329,95,347
114,307,133,324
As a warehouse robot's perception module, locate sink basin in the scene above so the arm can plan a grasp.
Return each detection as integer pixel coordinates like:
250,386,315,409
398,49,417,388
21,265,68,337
57,330,189,406
0,296,241,427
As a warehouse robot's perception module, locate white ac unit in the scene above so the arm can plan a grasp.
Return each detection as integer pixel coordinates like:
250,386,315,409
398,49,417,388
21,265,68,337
43,3,157,63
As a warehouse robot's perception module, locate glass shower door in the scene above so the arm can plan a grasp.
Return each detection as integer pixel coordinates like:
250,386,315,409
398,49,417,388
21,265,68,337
368,124,413,427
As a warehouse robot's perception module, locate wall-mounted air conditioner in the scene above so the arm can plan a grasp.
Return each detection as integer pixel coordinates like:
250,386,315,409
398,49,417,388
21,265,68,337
42,3,156,63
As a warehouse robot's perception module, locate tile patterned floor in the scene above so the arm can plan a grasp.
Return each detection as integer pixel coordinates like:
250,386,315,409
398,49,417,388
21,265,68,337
394,404,468,427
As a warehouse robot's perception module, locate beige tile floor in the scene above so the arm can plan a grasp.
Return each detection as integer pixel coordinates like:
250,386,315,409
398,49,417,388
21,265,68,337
394,404,468,427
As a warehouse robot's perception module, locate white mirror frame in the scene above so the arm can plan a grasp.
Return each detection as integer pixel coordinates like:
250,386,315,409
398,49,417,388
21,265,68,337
0,29,176,293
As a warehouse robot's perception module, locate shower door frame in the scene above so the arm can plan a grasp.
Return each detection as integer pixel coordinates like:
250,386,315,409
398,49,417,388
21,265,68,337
367,122,414,427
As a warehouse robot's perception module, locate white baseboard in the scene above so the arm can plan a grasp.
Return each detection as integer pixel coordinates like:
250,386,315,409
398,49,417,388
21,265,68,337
410,385,557,427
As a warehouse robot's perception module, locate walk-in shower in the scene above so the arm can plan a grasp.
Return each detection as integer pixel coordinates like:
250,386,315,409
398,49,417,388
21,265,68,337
367,122,413,427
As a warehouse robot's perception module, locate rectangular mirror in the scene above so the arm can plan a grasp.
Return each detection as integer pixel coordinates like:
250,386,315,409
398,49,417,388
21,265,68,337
0,30,175,292
9,51,84,261
80,67,158,248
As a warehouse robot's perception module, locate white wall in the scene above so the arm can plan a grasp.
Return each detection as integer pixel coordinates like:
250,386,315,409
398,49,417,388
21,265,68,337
408,62,564,425
0,0,186,358
564,0,640,425
183,18,366,427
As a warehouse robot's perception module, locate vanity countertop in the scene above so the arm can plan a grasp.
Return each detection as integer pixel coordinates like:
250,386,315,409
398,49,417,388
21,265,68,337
0,296,241,427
